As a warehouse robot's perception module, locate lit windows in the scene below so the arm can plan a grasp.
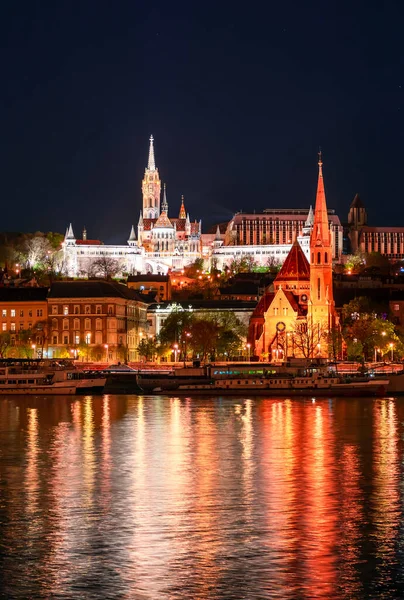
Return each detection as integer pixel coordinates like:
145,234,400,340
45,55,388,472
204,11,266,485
11,309,15,317
85,332,91,344
63,306,69,315
1,310,6,317
10,323,16,331
52,305,58,314
2,323,6,331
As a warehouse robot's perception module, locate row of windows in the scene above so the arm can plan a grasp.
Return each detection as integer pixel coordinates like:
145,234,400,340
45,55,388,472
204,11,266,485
50,332,125,345
1,309,42,318
52,305,110,316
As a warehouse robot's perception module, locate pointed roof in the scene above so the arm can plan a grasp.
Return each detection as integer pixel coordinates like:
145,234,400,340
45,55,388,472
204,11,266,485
215,224,222,241
128,225,136,241
147,135,156,171
161,183,168,212
350,193,364,209
275,241,310,282
179,195,186,219
154,210,173,229
138,211,143,226
310,151,331,246
305,205,314,227
66,223,75,240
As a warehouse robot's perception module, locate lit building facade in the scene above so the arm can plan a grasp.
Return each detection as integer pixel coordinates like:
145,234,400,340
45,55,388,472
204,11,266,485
348,194,404,259
47,281,149,362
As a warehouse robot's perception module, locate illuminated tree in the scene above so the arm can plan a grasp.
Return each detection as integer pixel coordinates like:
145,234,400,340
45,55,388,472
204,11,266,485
89,256,121,279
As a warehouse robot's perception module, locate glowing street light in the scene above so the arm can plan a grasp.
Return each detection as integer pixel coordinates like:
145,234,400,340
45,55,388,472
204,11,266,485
104,343,109,363
389,342,394,362
31,343,36,358
173,343,179,362
246,342,251,361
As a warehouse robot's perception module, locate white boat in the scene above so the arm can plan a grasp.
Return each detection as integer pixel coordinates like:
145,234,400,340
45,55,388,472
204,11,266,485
0,359,106,395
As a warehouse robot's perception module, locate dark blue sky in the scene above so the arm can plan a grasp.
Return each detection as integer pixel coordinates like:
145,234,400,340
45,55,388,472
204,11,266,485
1,0,403,242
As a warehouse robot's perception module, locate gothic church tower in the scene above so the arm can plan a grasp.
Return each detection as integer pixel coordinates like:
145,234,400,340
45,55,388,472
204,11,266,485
142,135,161,219
309,153,334,355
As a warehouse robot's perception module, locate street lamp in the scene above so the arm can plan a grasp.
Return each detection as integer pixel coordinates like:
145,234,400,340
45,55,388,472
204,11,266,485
104,344,109,363
389,342,394,362
173,343,179,363
31,343,36,358
246,343,251,362
374,347,379,362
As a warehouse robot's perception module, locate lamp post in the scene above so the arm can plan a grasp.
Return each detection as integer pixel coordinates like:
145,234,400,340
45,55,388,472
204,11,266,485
104,343,109,363
183,332,191,367
374,347,378,362
389,342,394,362
173,343,179,363
31,343,36,358
246,343,251,362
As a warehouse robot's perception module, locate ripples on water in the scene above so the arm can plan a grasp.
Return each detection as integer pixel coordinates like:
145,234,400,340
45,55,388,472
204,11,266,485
1,395,404,599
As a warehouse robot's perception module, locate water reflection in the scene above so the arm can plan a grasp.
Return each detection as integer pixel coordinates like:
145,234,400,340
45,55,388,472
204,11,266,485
1,395,404,599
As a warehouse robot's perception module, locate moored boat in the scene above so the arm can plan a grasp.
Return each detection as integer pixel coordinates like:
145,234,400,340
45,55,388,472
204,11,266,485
0,359,106,395
136,370,389,397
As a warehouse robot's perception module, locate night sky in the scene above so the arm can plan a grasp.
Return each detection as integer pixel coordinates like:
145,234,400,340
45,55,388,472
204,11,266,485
1,0,403,243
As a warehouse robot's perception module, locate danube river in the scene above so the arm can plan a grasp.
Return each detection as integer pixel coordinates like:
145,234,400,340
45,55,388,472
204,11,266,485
1,394,404,599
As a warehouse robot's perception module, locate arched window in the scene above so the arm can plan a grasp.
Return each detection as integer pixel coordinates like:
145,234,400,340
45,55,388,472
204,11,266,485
317,252,321,264
317,278,321,300
96,319,102,330
52,318,58,330
324,252,328,264
95,331,102,345
85,318,91,330
63,319,69,330
311,252,314,263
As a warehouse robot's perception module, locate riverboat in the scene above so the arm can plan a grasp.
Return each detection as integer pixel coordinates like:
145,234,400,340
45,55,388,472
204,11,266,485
0,359,106,395
136,370,389,397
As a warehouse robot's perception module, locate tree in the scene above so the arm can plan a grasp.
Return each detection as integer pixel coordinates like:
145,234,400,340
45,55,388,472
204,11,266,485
91,344,105,362
137,338,159,361
292,319,329,359
228,256,257,274
189,319,220,362
89,256,121,279
0,332,12,357
158,305,194,346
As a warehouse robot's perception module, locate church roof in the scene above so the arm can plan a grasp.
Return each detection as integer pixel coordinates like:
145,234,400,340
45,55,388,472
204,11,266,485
250,292,275,318
275,241,310,281
76,240,102,245
350,193,364,209
153,211,173,229
143,217,190,232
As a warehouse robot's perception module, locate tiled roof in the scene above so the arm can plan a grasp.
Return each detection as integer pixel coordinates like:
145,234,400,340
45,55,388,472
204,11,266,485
128,274,169,282
276,241,310,281
0,287,48,302
154,211,173,228
249,293,275,318
76,240,102,245
48,281,148,302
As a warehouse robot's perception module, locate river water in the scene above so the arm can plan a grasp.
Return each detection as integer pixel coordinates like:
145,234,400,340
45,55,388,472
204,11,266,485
0,394,404,599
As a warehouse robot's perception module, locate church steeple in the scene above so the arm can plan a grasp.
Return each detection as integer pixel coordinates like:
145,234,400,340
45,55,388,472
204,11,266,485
179,195,186,219
161,183,168,213
148,135,156,171
311,151,331,247
142,135,161,219
309,151,335,356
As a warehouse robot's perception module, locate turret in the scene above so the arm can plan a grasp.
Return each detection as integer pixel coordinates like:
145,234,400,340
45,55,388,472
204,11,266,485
128,225,137,246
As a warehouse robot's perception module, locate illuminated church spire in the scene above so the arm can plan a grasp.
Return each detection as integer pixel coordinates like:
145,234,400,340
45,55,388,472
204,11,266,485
162,183,168,212
179,195,186,219
142,135,161,219
309,151,335,357
148,134,156,171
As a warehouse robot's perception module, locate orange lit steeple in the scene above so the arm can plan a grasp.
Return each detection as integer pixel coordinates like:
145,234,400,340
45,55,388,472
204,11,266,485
179,195,186,219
